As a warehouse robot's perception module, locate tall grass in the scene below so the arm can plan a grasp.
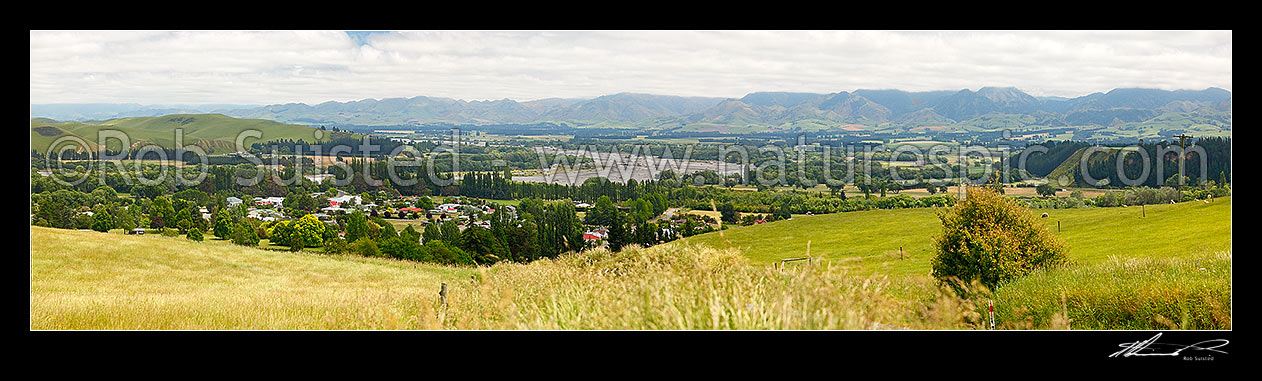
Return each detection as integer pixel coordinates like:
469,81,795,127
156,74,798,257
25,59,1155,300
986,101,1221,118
31,227,977,330
31,227,471,329
32,226,1229,330
989,251,1231,330
438,243,978,330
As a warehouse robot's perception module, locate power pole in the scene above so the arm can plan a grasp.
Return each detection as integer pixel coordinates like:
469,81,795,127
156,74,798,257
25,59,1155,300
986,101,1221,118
1173,134,1193,190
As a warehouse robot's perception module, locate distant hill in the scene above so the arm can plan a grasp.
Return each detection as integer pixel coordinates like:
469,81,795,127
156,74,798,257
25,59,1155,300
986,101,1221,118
30,113,357,154
30,103,260,121
38,87,1230,139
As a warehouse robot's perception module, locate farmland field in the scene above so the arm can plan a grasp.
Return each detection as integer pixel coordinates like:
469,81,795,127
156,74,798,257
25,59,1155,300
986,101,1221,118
31,226,964,329
30,227,473,329
679,197,1231,276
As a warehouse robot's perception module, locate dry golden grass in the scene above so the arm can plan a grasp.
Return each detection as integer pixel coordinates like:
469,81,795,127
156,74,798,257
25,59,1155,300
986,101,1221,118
436,243,976,330
31,227,976,330
31,227,472,329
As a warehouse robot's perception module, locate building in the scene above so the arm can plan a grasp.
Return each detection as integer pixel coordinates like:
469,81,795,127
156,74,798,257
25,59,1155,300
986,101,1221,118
226,197,243,207
437,203,462,214
328,194,362,207
255,197,285,207
321,206,349,214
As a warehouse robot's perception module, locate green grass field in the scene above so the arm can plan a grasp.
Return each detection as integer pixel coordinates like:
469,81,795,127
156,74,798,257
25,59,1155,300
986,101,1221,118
680,197,1231,276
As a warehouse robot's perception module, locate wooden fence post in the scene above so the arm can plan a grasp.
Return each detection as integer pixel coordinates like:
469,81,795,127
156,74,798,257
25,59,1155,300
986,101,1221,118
439,282,448,309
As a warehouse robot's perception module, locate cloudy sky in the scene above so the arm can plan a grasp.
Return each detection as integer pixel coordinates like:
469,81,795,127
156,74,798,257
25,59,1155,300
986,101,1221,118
29,30,1232,105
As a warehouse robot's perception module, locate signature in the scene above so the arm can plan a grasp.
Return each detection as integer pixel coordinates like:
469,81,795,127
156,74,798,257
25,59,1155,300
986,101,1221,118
1110,333,1229,358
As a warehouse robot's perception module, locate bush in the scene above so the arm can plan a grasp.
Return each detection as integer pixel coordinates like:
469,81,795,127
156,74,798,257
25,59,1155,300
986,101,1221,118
322,236,349,254
931,187,1070,292
187,228,204,241
349,238,381,257
231,222,260,247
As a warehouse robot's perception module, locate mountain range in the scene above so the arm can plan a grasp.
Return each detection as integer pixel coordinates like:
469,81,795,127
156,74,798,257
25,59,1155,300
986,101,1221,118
32,87,1231,133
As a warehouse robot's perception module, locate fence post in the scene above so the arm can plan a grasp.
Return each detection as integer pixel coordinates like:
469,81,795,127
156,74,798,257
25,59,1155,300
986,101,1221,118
439,282,448,309
1057,221,1061,232
989,300,995,330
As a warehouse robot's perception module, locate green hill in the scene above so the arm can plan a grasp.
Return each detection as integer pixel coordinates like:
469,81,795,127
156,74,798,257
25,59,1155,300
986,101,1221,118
31,113,358,155
1043,146,1139,187
677,197,1231,277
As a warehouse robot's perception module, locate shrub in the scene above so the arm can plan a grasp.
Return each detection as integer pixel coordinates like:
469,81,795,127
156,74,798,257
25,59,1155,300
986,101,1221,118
187,228,204,241
322,236,349,254
231,222,259,247
931,187,1070,293
349,238,381,257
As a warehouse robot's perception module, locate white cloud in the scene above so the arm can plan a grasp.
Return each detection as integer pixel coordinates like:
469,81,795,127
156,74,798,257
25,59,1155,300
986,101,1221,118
29,30,1232,105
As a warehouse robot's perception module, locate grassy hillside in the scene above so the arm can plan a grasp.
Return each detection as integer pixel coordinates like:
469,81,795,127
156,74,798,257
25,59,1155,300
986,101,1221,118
31,227,472,329
31,226,973,330
31,114,357,155
678,197,1231,276
31,193,1230,330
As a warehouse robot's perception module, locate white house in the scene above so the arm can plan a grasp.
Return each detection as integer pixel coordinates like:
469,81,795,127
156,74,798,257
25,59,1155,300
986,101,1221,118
437,203,462,214
328,194,362,207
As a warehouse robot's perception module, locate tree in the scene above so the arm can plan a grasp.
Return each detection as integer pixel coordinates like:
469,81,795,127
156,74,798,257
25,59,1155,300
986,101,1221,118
717,202,739,224
285,192,318,213
91,210,115,233
213,211,233,239
34,192,75,229
584,195,619,227
1035,183,1057,197
460,226,509,264
371,216,396,239
931,187,1069,292
350,238,381,257
345,211,370,243
187,227,204,241
290,214,327,249
633,221,658,246
423,222,442,243
150,196,176,231
401,225,421,243
426,240,474,266
175,208,193,233
439,220,461,243
826,179,846,197
415,196,434,210
606,212,631,252
231,222,259,246
115,207,137,231
505,221,540,262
